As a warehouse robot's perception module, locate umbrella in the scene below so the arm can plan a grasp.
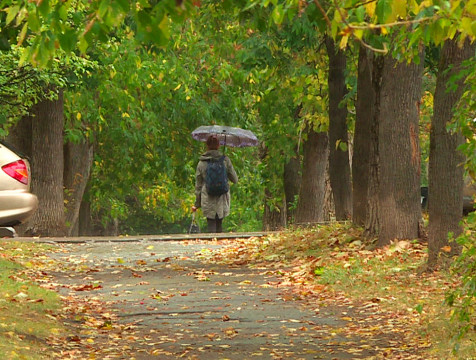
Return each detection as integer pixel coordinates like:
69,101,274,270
191,125,259,148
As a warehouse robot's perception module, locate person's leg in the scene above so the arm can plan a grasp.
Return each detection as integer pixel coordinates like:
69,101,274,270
215,215,223,233
207,217,217,233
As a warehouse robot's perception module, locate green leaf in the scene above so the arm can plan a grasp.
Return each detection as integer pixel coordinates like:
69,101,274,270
314,266,325,276
58,29,78,52
78,36,89,54
17,23,28,46
271,4,285,25
27,13,41,32
376,0,393,23
98,0,110,20
6,5,20,26
38,0,50,17
116,0,130,13
338,140,348,152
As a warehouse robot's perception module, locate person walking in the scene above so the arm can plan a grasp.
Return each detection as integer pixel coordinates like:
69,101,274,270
192,134,238,233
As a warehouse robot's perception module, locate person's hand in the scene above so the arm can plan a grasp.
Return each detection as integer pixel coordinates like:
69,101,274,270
191,206,197,212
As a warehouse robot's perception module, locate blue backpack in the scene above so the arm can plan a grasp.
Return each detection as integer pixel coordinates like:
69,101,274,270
205,156,229,196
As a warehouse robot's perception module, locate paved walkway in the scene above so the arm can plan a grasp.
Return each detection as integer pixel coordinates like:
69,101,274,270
46,240,396,359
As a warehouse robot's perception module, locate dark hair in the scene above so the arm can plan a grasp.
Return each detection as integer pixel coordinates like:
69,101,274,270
206,135,220,150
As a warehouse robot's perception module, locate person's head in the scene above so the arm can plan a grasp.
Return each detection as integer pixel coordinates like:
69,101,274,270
206,135,220,150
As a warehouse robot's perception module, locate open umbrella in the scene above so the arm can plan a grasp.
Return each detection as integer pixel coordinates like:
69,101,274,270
191,125,259,149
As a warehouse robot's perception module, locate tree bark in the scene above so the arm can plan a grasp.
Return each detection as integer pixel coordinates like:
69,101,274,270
6,116,33,236
353,46,374,226
5,115,32,159
25,89,66,236
427,37,475,269
377,49,424,247
325,36,352,220
295,127,329,224
283,154,301,223
263,189,287,231
64,140,94,236
363,54,383,240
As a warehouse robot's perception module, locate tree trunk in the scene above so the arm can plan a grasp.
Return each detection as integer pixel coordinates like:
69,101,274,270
5,115,32,159
64,140,94,236
353,46,374,226
325,36,352,220
377,50,424,247
363,54,383,240
6,116,33,236
79,189,93,236
283,154,301,223
263,189,287,231
427,37,475,269
295,127,329,224
25,89,66,236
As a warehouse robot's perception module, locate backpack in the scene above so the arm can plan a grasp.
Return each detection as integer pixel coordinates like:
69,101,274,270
205,156,229,196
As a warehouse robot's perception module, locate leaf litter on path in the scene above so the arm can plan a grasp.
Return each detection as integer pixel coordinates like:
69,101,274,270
13,233,457,359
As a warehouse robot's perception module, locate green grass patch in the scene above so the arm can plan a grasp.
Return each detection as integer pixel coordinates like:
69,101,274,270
0,241,65,359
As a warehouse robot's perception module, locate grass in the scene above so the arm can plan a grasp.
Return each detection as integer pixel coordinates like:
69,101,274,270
0,241,65,360
202,222,475,359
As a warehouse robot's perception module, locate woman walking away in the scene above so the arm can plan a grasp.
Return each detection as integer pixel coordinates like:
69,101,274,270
192,134,238,233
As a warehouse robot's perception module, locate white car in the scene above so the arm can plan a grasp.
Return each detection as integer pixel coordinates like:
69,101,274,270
0,142,38,228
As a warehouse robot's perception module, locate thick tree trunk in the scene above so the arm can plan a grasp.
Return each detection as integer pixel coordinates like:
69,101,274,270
353,46,374,226
64,140,94,236
427,37,475,269
325,36,352,220
295,127,329,224
5,116,32,158
283,154,301,223
377,50,424,247
6,116,33,236
363,54,383,240
26,89,66,236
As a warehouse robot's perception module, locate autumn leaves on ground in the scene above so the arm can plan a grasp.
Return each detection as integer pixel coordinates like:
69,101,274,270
0,224,474,359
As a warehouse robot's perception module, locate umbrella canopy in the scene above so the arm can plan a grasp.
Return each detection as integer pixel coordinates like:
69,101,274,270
191,125,259,148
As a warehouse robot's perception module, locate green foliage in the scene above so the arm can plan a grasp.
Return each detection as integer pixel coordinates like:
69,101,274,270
444,54,476,351
0,0,198,67
0,46,94,130
62,0,340,234
445,215,476,349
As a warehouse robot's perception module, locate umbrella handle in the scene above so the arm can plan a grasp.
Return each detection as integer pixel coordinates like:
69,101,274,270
223,131,227,153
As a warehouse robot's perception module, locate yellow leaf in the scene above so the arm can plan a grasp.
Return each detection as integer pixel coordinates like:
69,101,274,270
147,83,152,89
393,0,407,19
339,35,349,49
76,112,82,120
365,1,376,18
117,258,125,264
173,83,182,91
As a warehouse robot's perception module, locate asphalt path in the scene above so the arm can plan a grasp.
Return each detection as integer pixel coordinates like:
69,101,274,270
46,239,390,360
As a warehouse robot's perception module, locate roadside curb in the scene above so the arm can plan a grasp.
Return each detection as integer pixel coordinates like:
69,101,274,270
10,232,268,243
